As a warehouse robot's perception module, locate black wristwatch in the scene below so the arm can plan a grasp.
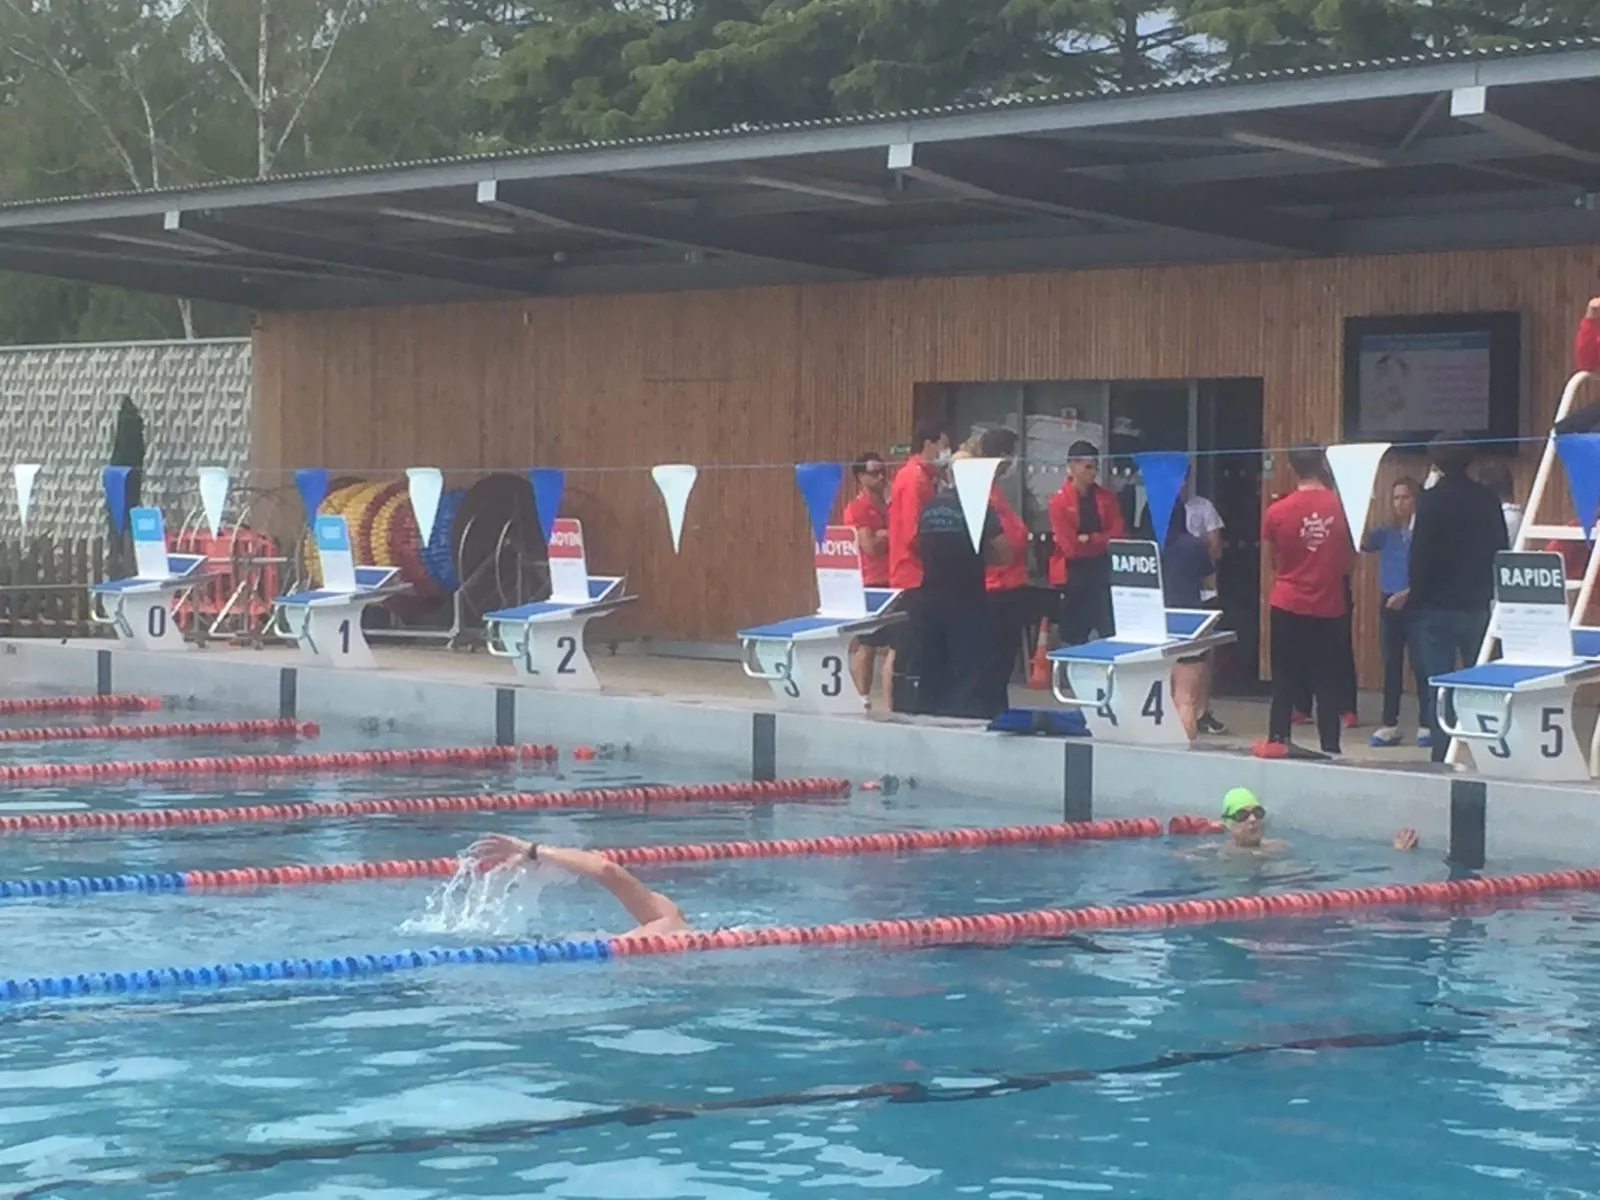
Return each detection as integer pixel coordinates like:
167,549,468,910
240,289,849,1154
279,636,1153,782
525,842,539,863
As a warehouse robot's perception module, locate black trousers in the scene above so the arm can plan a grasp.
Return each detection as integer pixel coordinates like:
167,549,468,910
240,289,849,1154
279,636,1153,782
911,596,994,719
1269,606,1344,753
1293,579,1357,716
980,586,1032,717
1056,580,1113,646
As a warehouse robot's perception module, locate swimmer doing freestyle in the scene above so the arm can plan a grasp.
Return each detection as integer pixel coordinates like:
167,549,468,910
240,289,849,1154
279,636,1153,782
466,835,691,940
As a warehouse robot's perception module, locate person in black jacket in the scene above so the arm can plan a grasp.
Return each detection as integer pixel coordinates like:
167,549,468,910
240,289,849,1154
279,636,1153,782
1407,434,1509,763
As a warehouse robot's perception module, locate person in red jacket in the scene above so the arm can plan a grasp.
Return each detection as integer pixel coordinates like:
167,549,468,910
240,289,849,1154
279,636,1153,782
885,418,949,711
1555,296,1600,434
1048,440,1124,645
842,452,892,706
978,428,1030,713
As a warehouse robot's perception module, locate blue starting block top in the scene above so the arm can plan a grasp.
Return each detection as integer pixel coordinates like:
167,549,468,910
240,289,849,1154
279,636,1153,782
1048,639,1179,663
1434,662,1595,690
1573,627,1600,659
738,614,868,640
91,554,206,594
1165,609,1212,639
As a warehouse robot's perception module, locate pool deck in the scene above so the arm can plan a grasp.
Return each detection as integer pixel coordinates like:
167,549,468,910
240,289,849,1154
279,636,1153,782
3,636,1597,869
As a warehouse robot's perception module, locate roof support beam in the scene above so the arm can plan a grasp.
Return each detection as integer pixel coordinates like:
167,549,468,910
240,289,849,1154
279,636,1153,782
477,179,879,276
165,211,551,293
0,240,289,307
898,144,1335,254
1450,86,1600,166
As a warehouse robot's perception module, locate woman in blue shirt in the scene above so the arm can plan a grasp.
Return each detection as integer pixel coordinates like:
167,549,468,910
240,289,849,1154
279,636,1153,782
1361,477,1427,747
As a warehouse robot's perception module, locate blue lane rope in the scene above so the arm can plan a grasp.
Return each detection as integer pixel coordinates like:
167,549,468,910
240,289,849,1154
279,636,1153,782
0,873,189,899
0,939,611,1003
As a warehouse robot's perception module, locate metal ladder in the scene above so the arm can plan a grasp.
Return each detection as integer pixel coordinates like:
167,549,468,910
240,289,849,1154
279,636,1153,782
1447,369,1600,772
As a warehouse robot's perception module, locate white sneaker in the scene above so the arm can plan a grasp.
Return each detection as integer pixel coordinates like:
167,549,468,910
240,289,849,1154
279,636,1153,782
1368,726,1402,747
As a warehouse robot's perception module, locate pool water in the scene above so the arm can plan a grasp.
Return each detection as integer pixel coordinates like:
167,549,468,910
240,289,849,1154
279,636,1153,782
0,721,1598,1198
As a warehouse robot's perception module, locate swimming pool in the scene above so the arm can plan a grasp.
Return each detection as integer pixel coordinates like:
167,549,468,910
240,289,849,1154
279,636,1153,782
0,713,1597,1198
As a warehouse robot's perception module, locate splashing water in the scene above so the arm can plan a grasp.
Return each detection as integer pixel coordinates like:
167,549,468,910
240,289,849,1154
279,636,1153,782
400,858,553,938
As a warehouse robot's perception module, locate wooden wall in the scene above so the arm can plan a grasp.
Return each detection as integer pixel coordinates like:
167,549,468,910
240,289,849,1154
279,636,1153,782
251,243,1600,687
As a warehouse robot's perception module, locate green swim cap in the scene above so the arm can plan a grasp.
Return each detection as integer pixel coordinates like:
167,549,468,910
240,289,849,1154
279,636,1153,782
1221,787,1261,819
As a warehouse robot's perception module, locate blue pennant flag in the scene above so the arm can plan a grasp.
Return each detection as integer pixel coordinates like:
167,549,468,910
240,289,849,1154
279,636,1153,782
101,465,132,536
294,467,329,529
795,461,846,544
1557,433,1600,538
1133,451,1190,545
528,467,565,545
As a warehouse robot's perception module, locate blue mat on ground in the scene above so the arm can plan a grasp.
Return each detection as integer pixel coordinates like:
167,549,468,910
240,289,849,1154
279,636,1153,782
987,708,1089,737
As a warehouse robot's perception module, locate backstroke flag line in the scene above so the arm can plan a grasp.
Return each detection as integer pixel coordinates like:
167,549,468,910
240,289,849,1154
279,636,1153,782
294,468,329,529
1133,451,1189,544
406,468,444,549
102,466,132,536
1325,442,1391,547
197,467,230,538
528,467,565,545
12,464,39,534
795,461,845,544
951,456,1001,552
1556,433,1600,539
652,464,698,554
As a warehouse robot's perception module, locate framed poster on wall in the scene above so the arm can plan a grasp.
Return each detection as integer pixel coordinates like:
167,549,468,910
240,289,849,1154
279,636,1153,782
1341,311,1522,452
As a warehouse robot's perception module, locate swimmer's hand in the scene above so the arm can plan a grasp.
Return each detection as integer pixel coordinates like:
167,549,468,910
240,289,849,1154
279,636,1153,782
465,834,536,871
1394,827,1418,851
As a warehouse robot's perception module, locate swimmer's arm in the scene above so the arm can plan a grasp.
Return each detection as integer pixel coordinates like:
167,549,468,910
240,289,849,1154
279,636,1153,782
530,845,686,933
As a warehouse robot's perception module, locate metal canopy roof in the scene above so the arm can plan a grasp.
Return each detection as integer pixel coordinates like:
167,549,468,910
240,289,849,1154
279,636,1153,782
4,40,1600,310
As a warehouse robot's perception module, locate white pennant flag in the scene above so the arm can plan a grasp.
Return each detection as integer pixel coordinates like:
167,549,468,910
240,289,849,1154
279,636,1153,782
1324,442,1392,547
651,464,698,554
12,464,40,533
406,467,444,548
951,457,1001,552
197,466,230,537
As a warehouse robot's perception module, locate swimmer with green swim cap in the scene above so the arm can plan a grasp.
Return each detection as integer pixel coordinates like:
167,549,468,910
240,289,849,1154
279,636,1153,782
1219,787,1282,852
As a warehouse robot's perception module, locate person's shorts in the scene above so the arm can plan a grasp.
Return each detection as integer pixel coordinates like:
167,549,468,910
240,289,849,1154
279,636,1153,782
857,625,893,649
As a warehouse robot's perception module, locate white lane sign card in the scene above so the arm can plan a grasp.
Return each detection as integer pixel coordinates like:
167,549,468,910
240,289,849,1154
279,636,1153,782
1108,539,1166,644
1494,551,1573,666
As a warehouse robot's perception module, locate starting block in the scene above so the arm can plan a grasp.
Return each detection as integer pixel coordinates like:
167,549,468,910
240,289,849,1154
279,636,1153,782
1048,540,1235,746
738,525,902,714
484,518,635,690
88,506,206,652
1434,551,1600,782
271,515,404,669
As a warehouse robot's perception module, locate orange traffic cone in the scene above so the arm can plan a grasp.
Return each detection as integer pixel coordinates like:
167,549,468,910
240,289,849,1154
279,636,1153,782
1027,619,1051,689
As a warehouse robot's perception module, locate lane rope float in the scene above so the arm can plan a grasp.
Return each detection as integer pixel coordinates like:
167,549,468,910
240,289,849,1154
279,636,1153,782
6,865,1599,1003
0,777,852,836
0,694,161,715
0,817,1169,900
0,718,319,744
0,742,549,786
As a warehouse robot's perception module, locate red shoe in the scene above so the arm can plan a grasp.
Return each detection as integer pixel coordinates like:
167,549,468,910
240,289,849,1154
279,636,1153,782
1290,711,1311,725
1341,712,1360,728
1252,738,1289,759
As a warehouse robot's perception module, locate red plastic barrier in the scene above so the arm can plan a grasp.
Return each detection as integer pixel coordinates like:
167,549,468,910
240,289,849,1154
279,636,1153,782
609,867,1600,959
176,817,1165,892
0,777,851,835
1168,815,1224,835
0,694,160,715
0,742,545,787
0,719,319,744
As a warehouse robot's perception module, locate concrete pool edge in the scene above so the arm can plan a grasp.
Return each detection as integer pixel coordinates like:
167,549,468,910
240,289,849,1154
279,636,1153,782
4,638,1596,868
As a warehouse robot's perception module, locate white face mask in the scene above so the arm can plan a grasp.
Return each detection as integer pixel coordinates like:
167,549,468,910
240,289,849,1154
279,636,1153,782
1424,466,1442,489
933,448,953,467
